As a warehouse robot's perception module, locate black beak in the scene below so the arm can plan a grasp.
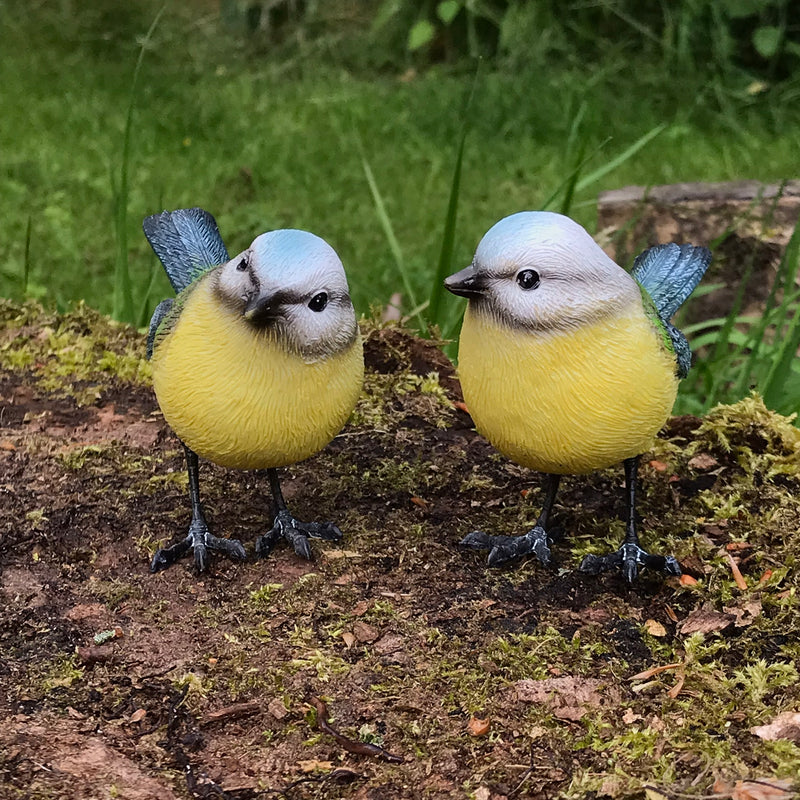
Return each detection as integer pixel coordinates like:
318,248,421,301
444,264,487,298
244,291,282,326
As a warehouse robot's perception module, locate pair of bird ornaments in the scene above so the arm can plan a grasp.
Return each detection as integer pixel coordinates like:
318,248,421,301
143,207,709,585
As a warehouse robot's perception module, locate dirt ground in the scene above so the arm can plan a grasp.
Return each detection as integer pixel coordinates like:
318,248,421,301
1,301,799,800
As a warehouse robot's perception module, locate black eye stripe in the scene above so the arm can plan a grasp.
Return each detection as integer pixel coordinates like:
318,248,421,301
516,269,540,290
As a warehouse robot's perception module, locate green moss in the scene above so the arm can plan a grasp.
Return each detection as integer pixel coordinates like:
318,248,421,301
0,300,150,404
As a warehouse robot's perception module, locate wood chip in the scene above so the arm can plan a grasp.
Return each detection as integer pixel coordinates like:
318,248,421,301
268,698,288,720
724,551,749,590
467,717,491,737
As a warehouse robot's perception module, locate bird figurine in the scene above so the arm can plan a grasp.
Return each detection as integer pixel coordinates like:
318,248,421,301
444,211,710,582
143,208,364,573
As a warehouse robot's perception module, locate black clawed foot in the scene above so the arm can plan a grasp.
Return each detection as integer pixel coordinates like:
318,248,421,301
460,525,552,567
256,509,343,560
150,519,246,574
579,543,681,583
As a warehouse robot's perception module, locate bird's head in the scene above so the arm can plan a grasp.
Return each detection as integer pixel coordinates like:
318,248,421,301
214,229,358,358
444,211,639,332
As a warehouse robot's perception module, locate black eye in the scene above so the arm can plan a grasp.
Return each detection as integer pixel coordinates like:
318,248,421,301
308,292,328,312
236,258,248,272
516,269,540,290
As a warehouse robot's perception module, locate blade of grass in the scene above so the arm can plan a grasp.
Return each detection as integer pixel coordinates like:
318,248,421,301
732,193,800,399
112,4,166,324
22,214,32,298
762,218,800,410
558,100,588,216
358,140,425,332
538,137,611,212
428,61,481,331
574,123,667,193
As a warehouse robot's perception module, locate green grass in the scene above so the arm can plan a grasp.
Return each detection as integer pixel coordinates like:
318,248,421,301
1,2,800,414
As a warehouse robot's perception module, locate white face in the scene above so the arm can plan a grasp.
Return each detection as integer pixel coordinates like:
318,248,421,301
446,212,640,332
214,229,358,359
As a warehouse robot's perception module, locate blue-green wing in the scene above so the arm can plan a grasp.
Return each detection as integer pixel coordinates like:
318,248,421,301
146,298,173,360
142,207,229,294
632,243,711,321
666,322,691,379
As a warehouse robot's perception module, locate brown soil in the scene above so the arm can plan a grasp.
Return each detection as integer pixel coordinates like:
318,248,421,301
1,303,799,800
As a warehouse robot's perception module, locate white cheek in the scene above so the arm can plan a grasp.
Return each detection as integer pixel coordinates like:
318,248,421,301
217,268,254,302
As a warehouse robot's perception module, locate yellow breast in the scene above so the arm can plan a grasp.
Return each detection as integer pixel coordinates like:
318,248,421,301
457,305,678,474
151,278,364,470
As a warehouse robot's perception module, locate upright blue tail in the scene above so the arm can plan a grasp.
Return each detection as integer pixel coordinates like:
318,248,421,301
632,243,711,321
143,208,230,294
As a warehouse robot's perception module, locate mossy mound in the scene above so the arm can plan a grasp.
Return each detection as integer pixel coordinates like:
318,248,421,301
0,302,798,799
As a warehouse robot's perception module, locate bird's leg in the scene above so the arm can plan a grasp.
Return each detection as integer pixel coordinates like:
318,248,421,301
150,444,246,573
579,455,681,583
255,468,343,560
461,474,561,567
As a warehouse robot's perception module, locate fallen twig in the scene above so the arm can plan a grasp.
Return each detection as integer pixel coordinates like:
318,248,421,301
312,697,404,763
201,701,261,726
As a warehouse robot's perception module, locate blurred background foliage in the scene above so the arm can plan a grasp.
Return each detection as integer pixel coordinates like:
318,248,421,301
1,0,799,413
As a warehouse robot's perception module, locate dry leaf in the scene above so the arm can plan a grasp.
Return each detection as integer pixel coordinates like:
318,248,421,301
467,717,491,736
648,460,668,472
679,604,735,635
667,672,685,699
622,708,643,724
644,619,667,637
751,712,800,743
351,600,371,617
679,574,699,586
688,453,719,470
631,663,682,681
342,631,356,648
298,760,334,773
515,676,621,721
725,599,762,628
714,777,796,800
353,621,380,644
129,708,147,723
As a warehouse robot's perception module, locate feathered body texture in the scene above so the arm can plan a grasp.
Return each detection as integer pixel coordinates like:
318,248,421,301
451,211,710,475
151,273,364,470
458,303,678,474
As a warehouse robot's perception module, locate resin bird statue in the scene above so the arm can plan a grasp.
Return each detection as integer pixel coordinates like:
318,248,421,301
444,211,710,582
143,208,363,573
